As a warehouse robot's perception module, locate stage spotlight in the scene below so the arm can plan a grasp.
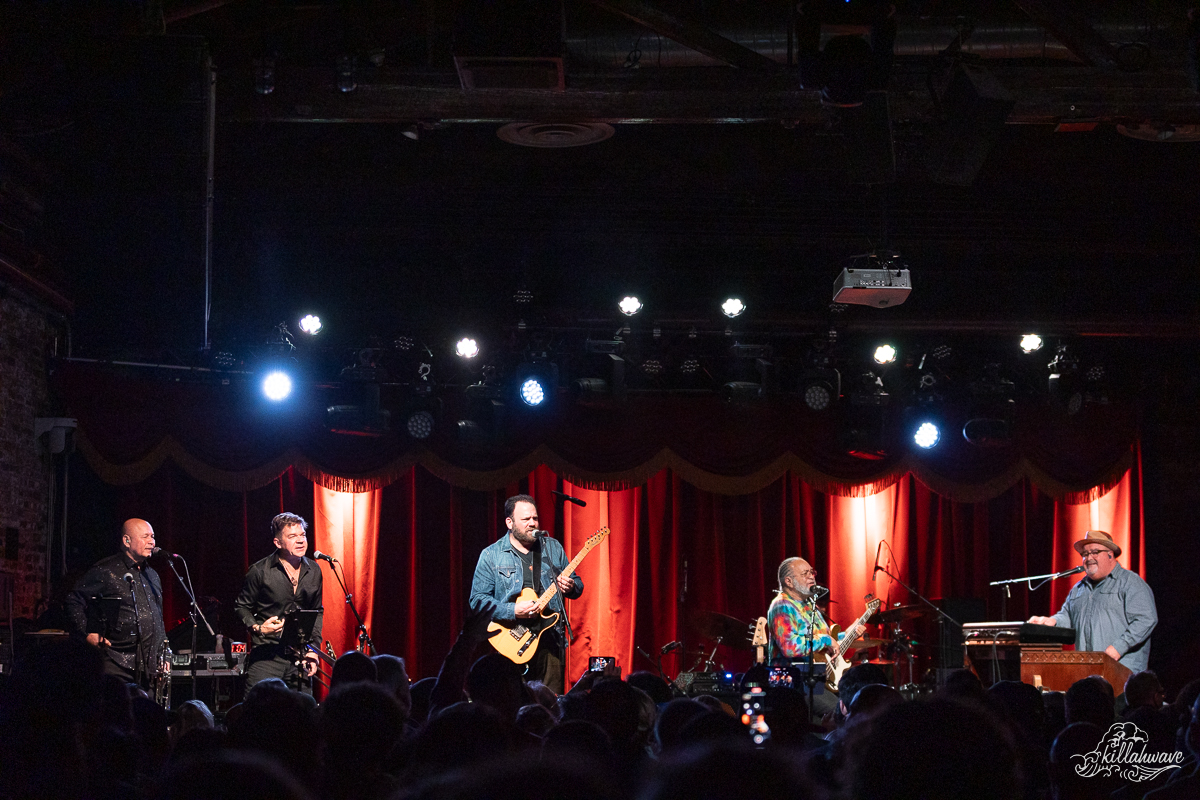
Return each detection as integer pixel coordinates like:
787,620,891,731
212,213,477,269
801,366,840,411
721,297,746,318
873,344,897,365
406,410,435,440
298,315,322,335
680,358,700,375
262,371,293,401
1020,334,1043,353
520,377,546,406
642,359,663,376
804,382,834,411
913,421,940,449
456,338,480,358
618,296,643,316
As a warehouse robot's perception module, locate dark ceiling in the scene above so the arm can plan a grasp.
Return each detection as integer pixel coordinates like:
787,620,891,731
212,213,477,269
2,0,1199,363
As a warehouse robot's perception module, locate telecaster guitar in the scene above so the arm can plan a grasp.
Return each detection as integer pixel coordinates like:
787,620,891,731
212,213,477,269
822,595,881,693
486,527,610,664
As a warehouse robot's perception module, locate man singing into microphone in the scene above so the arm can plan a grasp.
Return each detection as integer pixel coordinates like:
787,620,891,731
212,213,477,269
66,518,167,685
235,512,323,692
1028,530,1157,671
470,494,584,693
767,557,840,713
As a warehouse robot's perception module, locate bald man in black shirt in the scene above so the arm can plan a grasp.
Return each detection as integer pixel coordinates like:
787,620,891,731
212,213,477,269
66,518,167,685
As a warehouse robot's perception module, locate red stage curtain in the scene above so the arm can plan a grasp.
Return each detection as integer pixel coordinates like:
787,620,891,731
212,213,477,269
312,486,381,657
72,454,1147,685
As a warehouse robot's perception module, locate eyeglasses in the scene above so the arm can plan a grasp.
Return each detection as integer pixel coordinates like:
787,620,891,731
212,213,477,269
795,569,817,579
1080,549,1111,558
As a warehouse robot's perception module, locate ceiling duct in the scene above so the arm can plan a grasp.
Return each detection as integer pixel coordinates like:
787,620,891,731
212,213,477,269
565,20,1165,68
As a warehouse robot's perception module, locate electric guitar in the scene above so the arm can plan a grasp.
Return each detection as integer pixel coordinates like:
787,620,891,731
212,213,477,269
486,527,610,664
822,595,881,693
750,617,768,665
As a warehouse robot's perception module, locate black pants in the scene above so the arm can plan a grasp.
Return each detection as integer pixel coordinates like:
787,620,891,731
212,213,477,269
245,645,312,695
525,632,565,694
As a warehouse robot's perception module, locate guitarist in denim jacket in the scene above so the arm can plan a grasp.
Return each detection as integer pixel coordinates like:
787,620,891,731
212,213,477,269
470,494,584,693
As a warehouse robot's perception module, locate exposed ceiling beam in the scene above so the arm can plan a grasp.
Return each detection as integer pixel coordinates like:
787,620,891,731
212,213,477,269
1011,0,1120,70
220,66,1200,125
583,0,781,71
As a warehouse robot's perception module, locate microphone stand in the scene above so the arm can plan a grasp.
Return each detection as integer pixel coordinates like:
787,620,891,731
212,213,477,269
802,592,823,725
874,563,961,691
324,558,375,655
125,574,142,687
990,567,1084,598
988,567,1081,686
164,554,214,700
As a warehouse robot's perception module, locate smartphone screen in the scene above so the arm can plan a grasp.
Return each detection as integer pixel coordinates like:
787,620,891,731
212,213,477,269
741,687,771,746
768,666,792,688
589,656,614,672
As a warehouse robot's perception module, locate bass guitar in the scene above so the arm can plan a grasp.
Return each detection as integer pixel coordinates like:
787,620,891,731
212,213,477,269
823,595,881,693
486,527,610,664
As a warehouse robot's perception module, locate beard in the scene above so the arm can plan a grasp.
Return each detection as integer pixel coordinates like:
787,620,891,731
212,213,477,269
512,526,539,547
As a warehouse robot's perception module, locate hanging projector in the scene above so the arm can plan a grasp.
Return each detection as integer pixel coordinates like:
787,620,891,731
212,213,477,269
833,252,911,307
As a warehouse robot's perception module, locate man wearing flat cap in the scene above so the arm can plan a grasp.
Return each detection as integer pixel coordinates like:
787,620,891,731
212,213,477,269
1029,530,1157,671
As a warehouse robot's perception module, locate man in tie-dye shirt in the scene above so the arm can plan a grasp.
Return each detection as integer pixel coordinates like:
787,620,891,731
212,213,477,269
768,556,842,715
767,557,836,662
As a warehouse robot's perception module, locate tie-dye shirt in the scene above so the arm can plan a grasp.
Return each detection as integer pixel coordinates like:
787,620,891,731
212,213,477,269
767,591,835,662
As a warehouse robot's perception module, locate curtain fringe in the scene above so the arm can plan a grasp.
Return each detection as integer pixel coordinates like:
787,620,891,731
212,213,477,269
74,428,1136,502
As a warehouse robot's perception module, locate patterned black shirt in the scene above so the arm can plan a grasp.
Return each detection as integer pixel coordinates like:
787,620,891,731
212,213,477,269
66,552,166,675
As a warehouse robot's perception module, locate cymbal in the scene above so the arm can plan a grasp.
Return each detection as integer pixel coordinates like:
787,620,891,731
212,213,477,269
867,604,926,625
844,637,885,652
691,610,751,646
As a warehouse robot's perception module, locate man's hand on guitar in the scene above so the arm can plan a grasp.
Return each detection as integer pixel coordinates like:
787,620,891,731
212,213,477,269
302,651,319,677
515,599,540,618
556,574,575,593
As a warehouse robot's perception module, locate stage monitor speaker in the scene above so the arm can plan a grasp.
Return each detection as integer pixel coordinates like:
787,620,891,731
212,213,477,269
932,597,987,671
925,61,1014,186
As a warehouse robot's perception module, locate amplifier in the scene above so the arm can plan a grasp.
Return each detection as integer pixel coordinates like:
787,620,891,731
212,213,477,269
680,671,737,697
170,650,246,675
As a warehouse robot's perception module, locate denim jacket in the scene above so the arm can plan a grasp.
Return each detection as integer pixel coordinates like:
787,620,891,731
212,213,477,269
470,533,584,638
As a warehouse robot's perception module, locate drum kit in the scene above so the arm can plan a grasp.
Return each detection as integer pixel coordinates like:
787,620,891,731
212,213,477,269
676,601,933,692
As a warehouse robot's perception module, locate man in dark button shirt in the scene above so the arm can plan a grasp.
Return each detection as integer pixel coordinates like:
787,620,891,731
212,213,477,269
235,512,323,693
66,518,167,685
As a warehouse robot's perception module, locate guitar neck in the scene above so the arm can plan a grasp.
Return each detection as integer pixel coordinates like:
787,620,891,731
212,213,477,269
835,608,874,659
534,537,598,610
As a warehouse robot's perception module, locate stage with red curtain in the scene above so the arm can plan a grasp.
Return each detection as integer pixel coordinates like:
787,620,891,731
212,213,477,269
67,455,1147,687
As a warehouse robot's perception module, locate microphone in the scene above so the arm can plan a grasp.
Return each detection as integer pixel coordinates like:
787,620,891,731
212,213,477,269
872,540,884,577
551,490,587,507
151,546,180,560
1059,565,1085,577
311,551,338,564
661,640,683,654
810,584,830,597
123,572,135,584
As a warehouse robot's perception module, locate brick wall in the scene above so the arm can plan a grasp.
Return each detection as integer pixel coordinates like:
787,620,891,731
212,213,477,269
0,291,56,618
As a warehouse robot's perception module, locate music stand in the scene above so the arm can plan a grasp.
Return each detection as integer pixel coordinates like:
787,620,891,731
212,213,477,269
280,609,320,650
279,609,321,692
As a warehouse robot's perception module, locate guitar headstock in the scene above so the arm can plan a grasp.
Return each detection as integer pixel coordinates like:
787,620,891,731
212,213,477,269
865,594,882,615
585,527,610,548
750,616,768,648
